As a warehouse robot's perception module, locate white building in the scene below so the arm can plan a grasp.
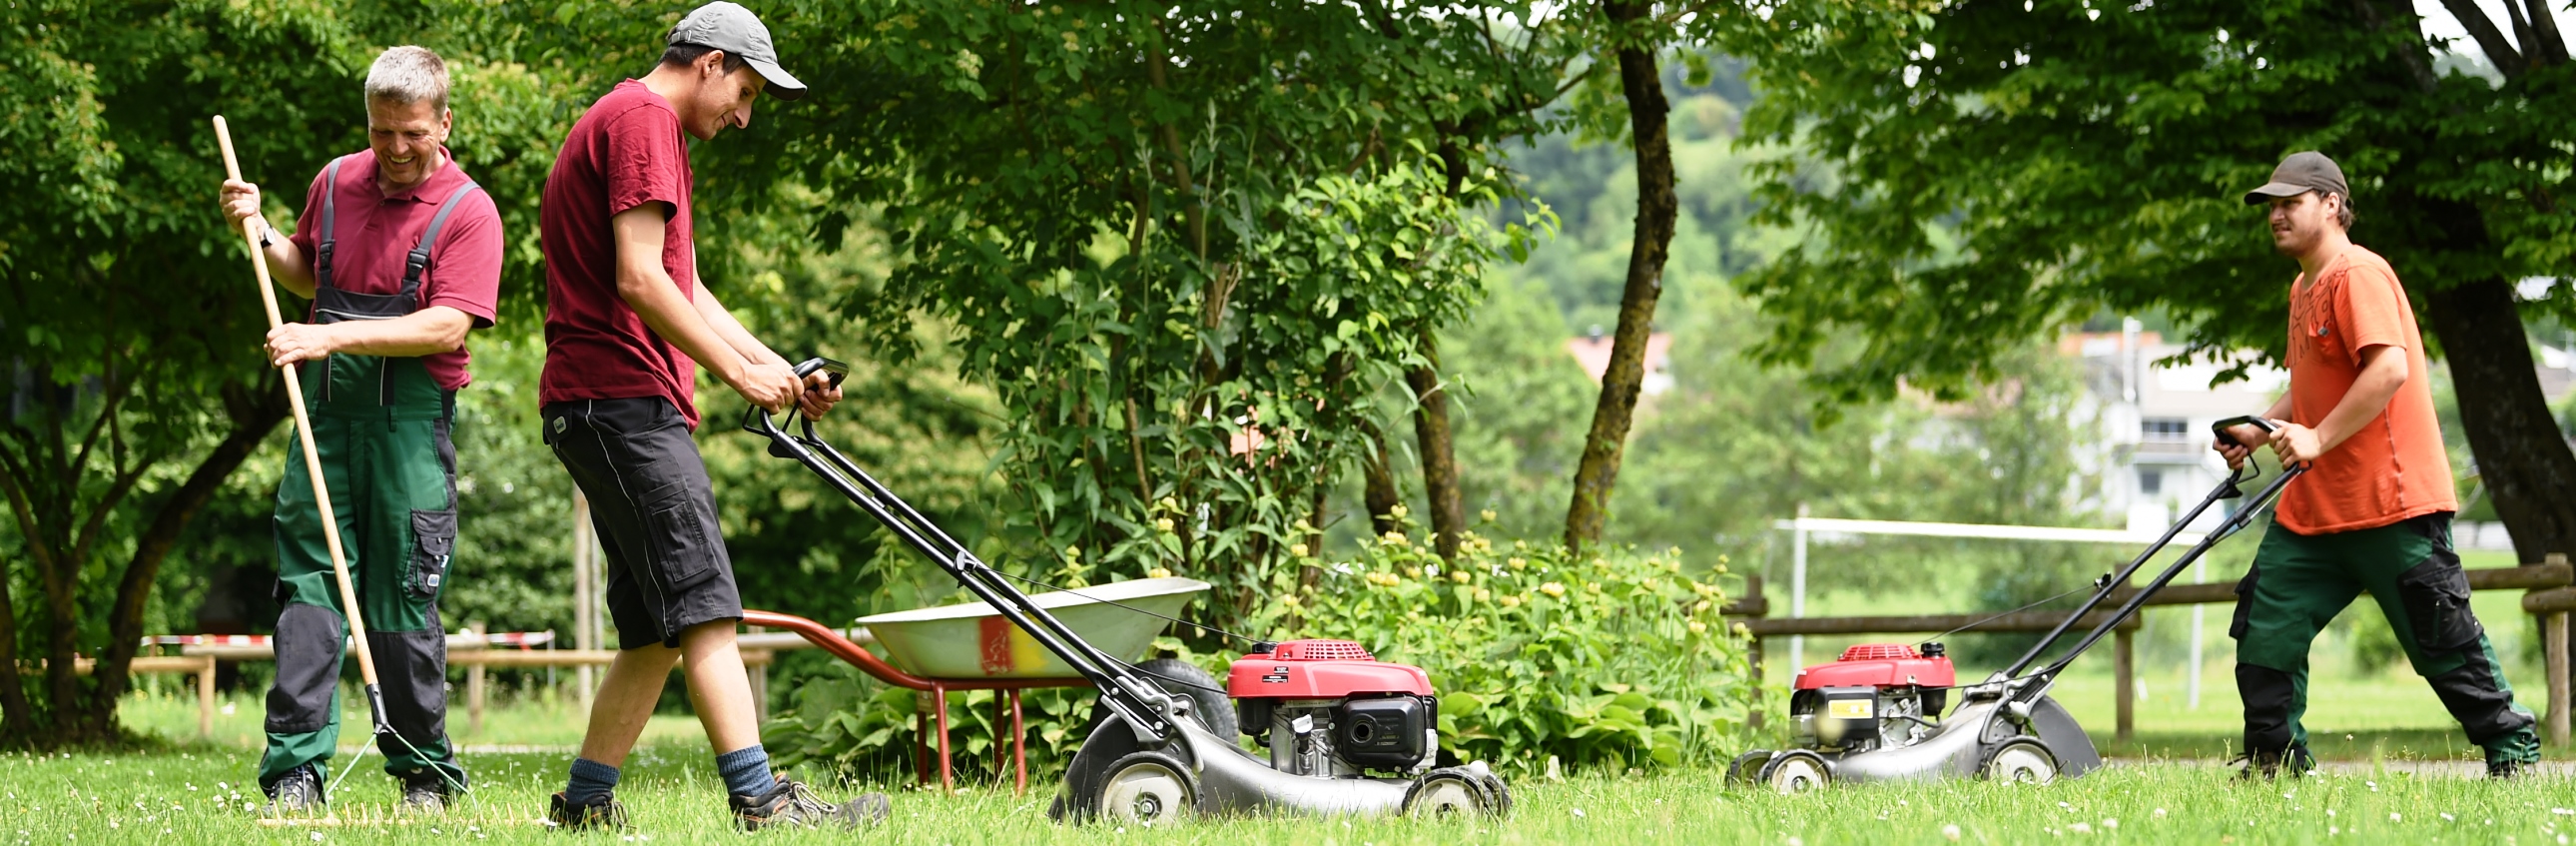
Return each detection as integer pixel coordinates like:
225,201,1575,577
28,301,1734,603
2063,320,2283,535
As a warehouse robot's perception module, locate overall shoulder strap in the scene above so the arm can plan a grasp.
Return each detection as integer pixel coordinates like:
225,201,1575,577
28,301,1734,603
399,180,483,302
316,157,344,292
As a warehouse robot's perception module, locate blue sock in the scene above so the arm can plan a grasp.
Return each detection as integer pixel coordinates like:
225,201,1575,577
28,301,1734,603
564,757,619,804
716,745,779,798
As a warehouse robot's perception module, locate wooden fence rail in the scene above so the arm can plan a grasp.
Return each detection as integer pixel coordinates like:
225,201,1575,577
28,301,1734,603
1724,555,2575,747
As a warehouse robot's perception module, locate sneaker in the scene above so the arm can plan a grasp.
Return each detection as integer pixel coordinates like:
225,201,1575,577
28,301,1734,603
730,776,891,831
262,764,324,816
546,791,630,832
2232,744,2315,780
399,767,461,813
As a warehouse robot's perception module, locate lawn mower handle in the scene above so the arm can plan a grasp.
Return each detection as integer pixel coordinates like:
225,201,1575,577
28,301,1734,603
2210,414,2278,448
1995,417,2308,687
739,357,849,441
740,369,1182,743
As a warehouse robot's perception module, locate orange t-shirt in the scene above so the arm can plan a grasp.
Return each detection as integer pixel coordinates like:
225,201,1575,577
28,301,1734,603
2275,246,2457,534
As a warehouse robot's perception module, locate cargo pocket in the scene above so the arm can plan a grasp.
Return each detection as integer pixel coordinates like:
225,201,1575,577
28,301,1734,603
2228,564,2259,640
408,509,456,599
2394,552,2480,653
641,481,720,591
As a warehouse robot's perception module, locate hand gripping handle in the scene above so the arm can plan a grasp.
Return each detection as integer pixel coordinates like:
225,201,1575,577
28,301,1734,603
2210,415,2279,448
741,357,848,437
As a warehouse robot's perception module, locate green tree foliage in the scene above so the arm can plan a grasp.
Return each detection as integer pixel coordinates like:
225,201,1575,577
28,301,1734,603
1714,0,2576,563
681,1,1563,634
0,0,429,747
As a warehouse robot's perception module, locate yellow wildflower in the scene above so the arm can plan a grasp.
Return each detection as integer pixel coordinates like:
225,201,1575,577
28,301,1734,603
1540,582,1566,598
1147,566,1172,579
1450,569,1473,584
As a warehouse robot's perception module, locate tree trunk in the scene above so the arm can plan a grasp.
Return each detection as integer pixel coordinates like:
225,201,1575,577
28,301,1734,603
1361,420,1404,537
1564,1,1677,550
83,378,288,735
1407,331,1464,560
2423,278,2576,563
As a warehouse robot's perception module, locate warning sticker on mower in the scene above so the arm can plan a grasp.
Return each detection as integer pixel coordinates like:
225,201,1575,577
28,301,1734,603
1262,666,1292,683
1826,699,1875,720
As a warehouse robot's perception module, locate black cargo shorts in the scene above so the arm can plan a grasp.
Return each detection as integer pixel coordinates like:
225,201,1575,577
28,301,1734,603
543,398,742,650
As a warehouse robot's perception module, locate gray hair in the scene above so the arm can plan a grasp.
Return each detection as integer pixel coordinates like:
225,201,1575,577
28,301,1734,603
364,46,449,112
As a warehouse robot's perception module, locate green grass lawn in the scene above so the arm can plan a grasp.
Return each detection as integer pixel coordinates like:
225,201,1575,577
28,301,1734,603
4,739,2568,845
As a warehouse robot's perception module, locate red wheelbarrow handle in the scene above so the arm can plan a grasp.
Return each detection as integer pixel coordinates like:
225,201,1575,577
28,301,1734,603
742,608,936,690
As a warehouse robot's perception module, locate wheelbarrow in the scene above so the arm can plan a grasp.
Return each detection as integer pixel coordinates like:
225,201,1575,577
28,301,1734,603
745,576,1210,791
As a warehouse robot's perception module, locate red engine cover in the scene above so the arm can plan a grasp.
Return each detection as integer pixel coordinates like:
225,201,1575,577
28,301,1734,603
1227,639,1433,698
1792,642,1956,690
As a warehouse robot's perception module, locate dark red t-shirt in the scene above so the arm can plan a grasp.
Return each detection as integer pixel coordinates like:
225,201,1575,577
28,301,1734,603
539,79,703,427
288,149,503,391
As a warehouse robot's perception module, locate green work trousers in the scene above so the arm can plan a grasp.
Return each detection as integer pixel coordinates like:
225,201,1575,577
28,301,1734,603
2230,513,2539,762
257,353,466,794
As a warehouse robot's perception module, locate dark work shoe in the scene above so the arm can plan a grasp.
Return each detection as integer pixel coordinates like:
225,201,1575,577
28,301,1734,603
2233,744,2316,780
399,767,460,813
547,791,630,832
262,764,325,816
731,776,891,831
2484,730,2540,779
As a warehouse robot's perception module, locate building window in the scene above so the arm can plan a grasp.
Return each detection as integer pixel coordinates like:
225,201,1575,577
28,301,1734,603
2138,466,2163,495
2142,418,2190,440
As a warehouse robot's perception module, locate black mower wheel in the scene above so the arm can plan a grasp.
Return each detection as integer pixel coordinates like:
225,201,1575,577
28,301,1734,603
1132,657,1238,740
1757,751,1831,794
1982,741,2058,784
1403,768,1501,820
1724,750,1774,787
1096,750,1201,827
1469,767,1515,819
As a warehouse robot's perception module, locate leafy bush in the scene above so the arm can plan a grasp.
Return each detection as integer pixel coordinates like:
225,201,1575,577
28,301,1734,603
764,512,1761,781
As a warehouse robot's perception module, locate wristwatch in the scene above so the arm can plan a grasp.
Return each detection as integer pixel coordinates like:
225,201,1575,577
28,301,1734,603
258,221,276,249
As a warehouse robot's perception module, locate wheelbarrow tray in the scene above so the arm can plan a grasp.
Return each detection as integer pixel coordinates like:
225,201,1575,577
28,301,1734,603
856,576,1210,679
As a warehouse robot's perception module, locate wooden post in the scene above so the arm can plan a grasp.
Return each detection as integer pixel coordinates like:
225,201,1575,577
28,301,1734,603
196,655,217,741
466,619,487,737
572,491,597,707
2550,553,2571,748
2546,609,2570,747
744,633,771,725
2114,627,2135,745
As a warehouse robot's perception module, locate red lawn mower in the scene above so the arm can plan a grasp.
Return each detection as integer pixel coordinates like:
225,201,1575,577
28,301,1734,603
748,359,1510,824
1728,417,2303,792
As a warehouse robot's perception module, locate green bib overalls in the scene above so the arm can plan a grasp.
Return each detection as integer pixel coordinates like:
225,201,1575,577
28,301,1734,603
258,158,478,794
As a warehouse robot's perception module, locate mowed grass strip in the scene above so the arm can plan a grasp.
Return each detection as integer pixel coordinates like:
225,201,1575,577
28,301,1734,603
2,744,2567,845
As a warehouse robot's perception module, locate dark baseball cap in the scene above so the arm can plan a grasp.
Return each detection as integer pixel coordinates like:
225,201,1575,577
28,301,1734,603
2243,151,2348,205
667,2,805,101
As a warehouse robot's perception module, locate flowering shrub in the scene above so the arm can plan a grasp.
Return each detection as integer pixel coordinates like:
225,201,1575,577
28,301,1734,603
1254,510,1762,772
764,510,1760,780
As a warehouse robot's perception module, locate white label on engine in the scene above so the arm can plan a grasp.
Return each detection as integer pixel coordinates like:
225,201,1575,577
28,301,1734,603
1827,699,1875,720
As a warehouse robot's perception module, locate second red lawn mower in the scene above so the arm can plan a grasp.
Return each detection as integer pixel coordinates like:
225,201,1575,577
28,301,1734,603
1728,417,2303,792
748,359,1510,824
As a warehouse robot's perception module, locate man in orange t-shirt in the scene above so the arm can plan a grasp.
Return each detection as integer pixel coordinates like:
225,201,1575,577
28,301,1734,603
2215,152,2539,779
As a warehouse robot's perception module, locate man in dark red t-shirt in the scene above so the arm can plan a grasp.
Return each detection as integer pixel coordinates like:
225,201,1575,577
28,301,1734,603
535,2,884,832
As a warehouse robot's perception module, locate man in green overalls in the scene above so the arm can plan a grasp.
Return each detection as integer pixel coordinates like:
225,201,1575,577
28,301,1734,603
218,46,506,813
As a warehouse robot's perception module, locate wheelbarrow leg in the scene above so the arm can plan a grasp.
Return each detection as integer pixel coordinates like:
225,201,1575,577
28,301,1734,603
935,684,954,791
1010,690,1027,795
914,703,929,787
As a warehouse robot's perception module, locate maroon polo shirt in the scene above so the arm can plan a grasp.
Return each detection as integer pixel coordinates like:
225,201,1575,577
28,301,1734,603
286,148,502,391
537,79,704,428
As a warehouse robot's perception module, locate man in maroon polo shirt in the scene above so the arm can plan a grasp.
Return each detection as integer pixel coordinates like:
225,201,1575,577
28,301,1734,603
535,2,885,832
218,45,498,814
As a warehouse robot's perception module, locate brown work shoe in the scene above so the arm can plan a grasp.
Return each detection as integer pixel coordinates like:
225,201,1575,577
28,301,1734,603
546,791,630,832
731,775,891,831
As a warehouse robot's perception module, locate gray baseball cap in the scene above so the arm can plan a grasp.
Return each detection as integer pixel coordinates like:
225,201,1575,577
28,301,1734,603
2243,151,2347,205
667,1,805,101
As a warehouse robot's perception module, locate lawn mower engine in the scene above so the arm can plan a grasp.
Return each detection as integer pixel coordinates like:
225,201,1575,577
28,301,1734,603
1727,640,2101,793
1788,643,1955,755
1227,639,1438,778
